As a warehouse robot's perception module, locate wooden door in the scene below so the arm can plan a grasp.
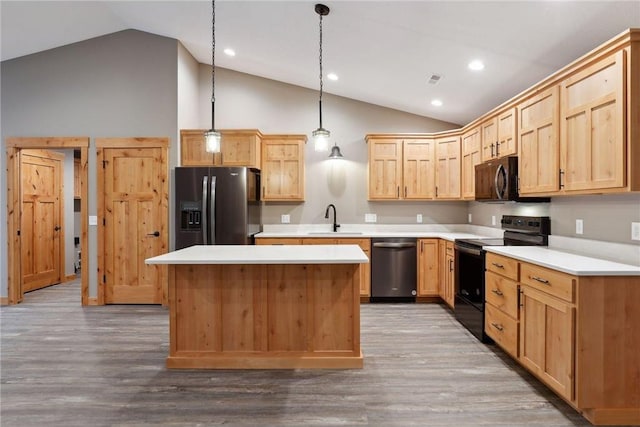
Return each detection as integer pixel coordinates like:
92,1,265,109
461,126,482,199
497,107,517,158
20,149,64,292
261,135,306,201
403,138,435,199
417,239,438,296
561,50,625,192
435,135,461,199
520,285,575,401
518,87,560,194
100,144,168,304
481,117,498,161
367,138,402,199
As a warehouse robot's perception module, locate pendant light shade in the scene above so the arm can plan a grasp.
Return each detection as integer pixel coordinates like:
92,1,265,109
329,144,344,159
312,3,331,152
205,0,221,154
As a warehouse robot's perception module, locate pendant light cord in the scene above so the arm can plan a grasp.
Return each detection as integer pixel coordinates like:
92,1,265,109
318,10,324,129
211,0,216,130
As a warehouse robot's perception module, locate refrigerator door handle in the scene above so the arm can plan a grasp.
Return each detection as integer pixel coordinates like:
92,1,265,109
202,175,208,245
210,176,217,244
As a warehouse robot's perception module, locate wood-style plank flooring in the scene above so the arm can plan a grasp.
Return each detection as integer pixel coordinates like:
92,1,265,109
1,280,604,426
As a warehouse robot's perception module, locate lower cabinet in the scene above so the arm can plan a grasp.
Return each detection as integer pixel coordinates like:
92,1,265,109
485,253,640,426
438,240,455,308
417,239,439,296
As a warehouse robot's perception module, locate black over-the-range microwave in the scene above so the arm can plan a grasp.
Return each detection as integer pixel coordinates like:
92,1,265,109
474,156,550,203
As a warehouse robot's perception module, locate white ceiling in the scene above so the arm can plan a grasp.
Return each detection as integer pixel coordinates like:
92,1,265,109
2,1,639,126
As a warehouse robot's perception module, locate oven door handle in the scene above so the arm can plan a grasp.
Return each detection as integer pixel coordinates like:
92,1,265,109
455,245,483,256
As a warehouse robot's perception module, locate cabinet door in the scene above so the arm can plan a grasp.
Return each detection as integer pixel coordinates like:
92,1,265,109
481,117,498,161
73,158,81,199
497,107,517,158
261,136,306,201
435,135,461,199
180,129,218,166
520,285,575,401
518,87,560,194
220,130,261,169
368,138,403,199
461,127,482,199
561,50,625,192
417,239,438,296
403,139,435,199
444,252,455,308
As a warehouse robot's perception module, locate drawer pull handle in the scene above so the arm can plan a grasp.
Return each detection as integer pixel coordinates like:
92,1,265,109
492,262,504,269
491,289,504,296
531,276,550,285
491,322,504,332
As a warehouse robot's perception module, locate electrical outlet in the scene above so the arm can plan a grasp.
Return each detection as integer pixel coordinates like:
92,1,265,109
576,219,584,235
365,213,377,223
416,214,423,223
491,215,496,226
632,222,640,241
468,214,472,223
281,214,290,224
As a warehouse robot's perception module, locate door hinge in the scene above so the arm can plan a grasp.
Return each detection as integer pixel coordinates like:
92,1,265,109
103,275,106,283
17,229,21,236
102,160,106,169
103,218,106,226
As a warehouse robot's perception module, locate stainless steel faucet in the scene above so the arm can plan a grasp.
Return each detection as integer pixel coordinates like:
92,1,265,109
324,204,340,232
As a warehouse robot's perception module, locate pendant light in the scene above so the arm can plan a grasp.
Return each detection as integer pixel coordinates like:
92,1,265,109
312,3,330,152
204,0,221,153
329,143,343,159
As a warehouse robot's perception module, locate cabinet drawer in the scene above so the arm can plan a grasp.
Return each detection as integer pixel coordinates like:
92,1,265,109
255,238,302,245
486,253,519,281
485,271,519,319
520,263,575,302
485,303,519,358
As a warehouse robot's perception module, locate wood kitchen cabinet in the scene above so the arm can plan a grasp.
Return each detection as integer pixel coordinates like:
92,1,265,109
180,129,262,168
481,108,517,162
560,50,625,193
255,238,303,245
485,252,640,425
461,126,482,199
301,238,371,298
438,240,455,308
417,239,438,297
518,86,560,195
435,134,461,199
366,135,435,200
261,135,306,201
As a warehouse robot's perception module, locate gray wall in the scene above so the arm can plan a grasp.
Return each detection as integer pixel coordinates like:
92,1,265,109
199,66,466,225
469,193,640,245
1,30,179,298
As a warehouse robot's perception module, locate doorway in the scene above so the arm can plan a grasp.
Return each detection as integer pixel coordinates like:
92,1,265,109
6,137,89,305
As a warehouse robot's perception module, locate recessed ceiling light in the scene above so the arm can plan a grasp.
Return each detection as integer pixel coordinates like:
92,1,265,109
224,48,236,57
468,60,484,71
327,73,338,81
431,99,443,107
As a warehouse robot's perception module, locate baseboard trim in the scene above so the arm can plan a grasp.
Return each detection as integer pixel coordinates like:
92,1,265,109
64,274,77,283
87,297,100,306
0,297,9,306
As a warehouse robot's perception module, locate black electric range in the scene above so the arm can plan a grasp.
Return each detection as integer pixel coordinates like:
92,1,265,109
453,216,550,342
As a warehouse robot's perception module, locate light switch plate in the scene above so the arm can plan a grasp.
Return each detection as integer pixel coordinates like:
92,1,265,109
417,214,423,223
281,214,290,224
491,215,496,226
576,219,584,235
632,222,640,241
89,215,98,226
468,214,472,223
365,213,377,223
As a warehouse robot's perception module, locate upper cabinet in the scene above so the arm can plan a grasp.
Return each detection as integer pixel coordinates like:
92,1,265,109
261,134,306,201
180,129,262,168
366,135,435,200
461,126,482,199
481,107,517,162
560,50,625,192
518,86,560,195
435,134,461,199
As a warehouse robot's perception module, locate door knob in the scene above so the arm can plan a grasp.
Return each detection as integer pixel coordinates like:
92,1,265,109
147,231,160,237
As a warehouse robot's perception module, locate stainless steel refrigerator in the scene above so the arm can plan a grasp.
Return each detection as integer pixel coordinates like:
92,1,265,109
174,167,262,249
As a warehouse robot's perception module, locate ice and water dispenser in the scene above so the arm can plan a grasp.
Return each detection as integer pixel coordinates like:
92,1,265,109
179,201,202,231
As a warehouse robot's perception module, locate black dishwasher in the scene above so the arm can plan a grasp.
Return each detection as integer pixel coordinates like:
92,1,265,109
370,238,417,302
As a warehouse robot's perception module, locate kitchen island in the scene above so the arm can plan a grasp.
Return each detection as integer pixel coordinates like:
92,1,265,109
146,245,368,369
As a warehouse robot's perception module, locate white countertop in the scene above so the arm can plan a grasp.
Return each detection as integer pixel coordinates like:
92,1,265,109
256,231,487,242
146,245,369,265
485,246,640,276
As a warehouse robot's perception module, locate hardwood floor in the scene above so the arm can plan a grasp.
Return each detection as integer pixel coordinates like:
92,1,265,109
1,281,603,427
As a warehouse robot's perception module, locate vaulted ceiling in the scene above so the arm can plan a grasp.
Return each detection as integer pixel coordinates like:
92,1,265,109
2,1,638,125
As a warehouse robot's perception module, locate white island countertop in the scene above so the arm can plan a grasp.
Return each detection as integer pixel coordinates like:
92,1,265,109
146,244,369,265
485,246,640,276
